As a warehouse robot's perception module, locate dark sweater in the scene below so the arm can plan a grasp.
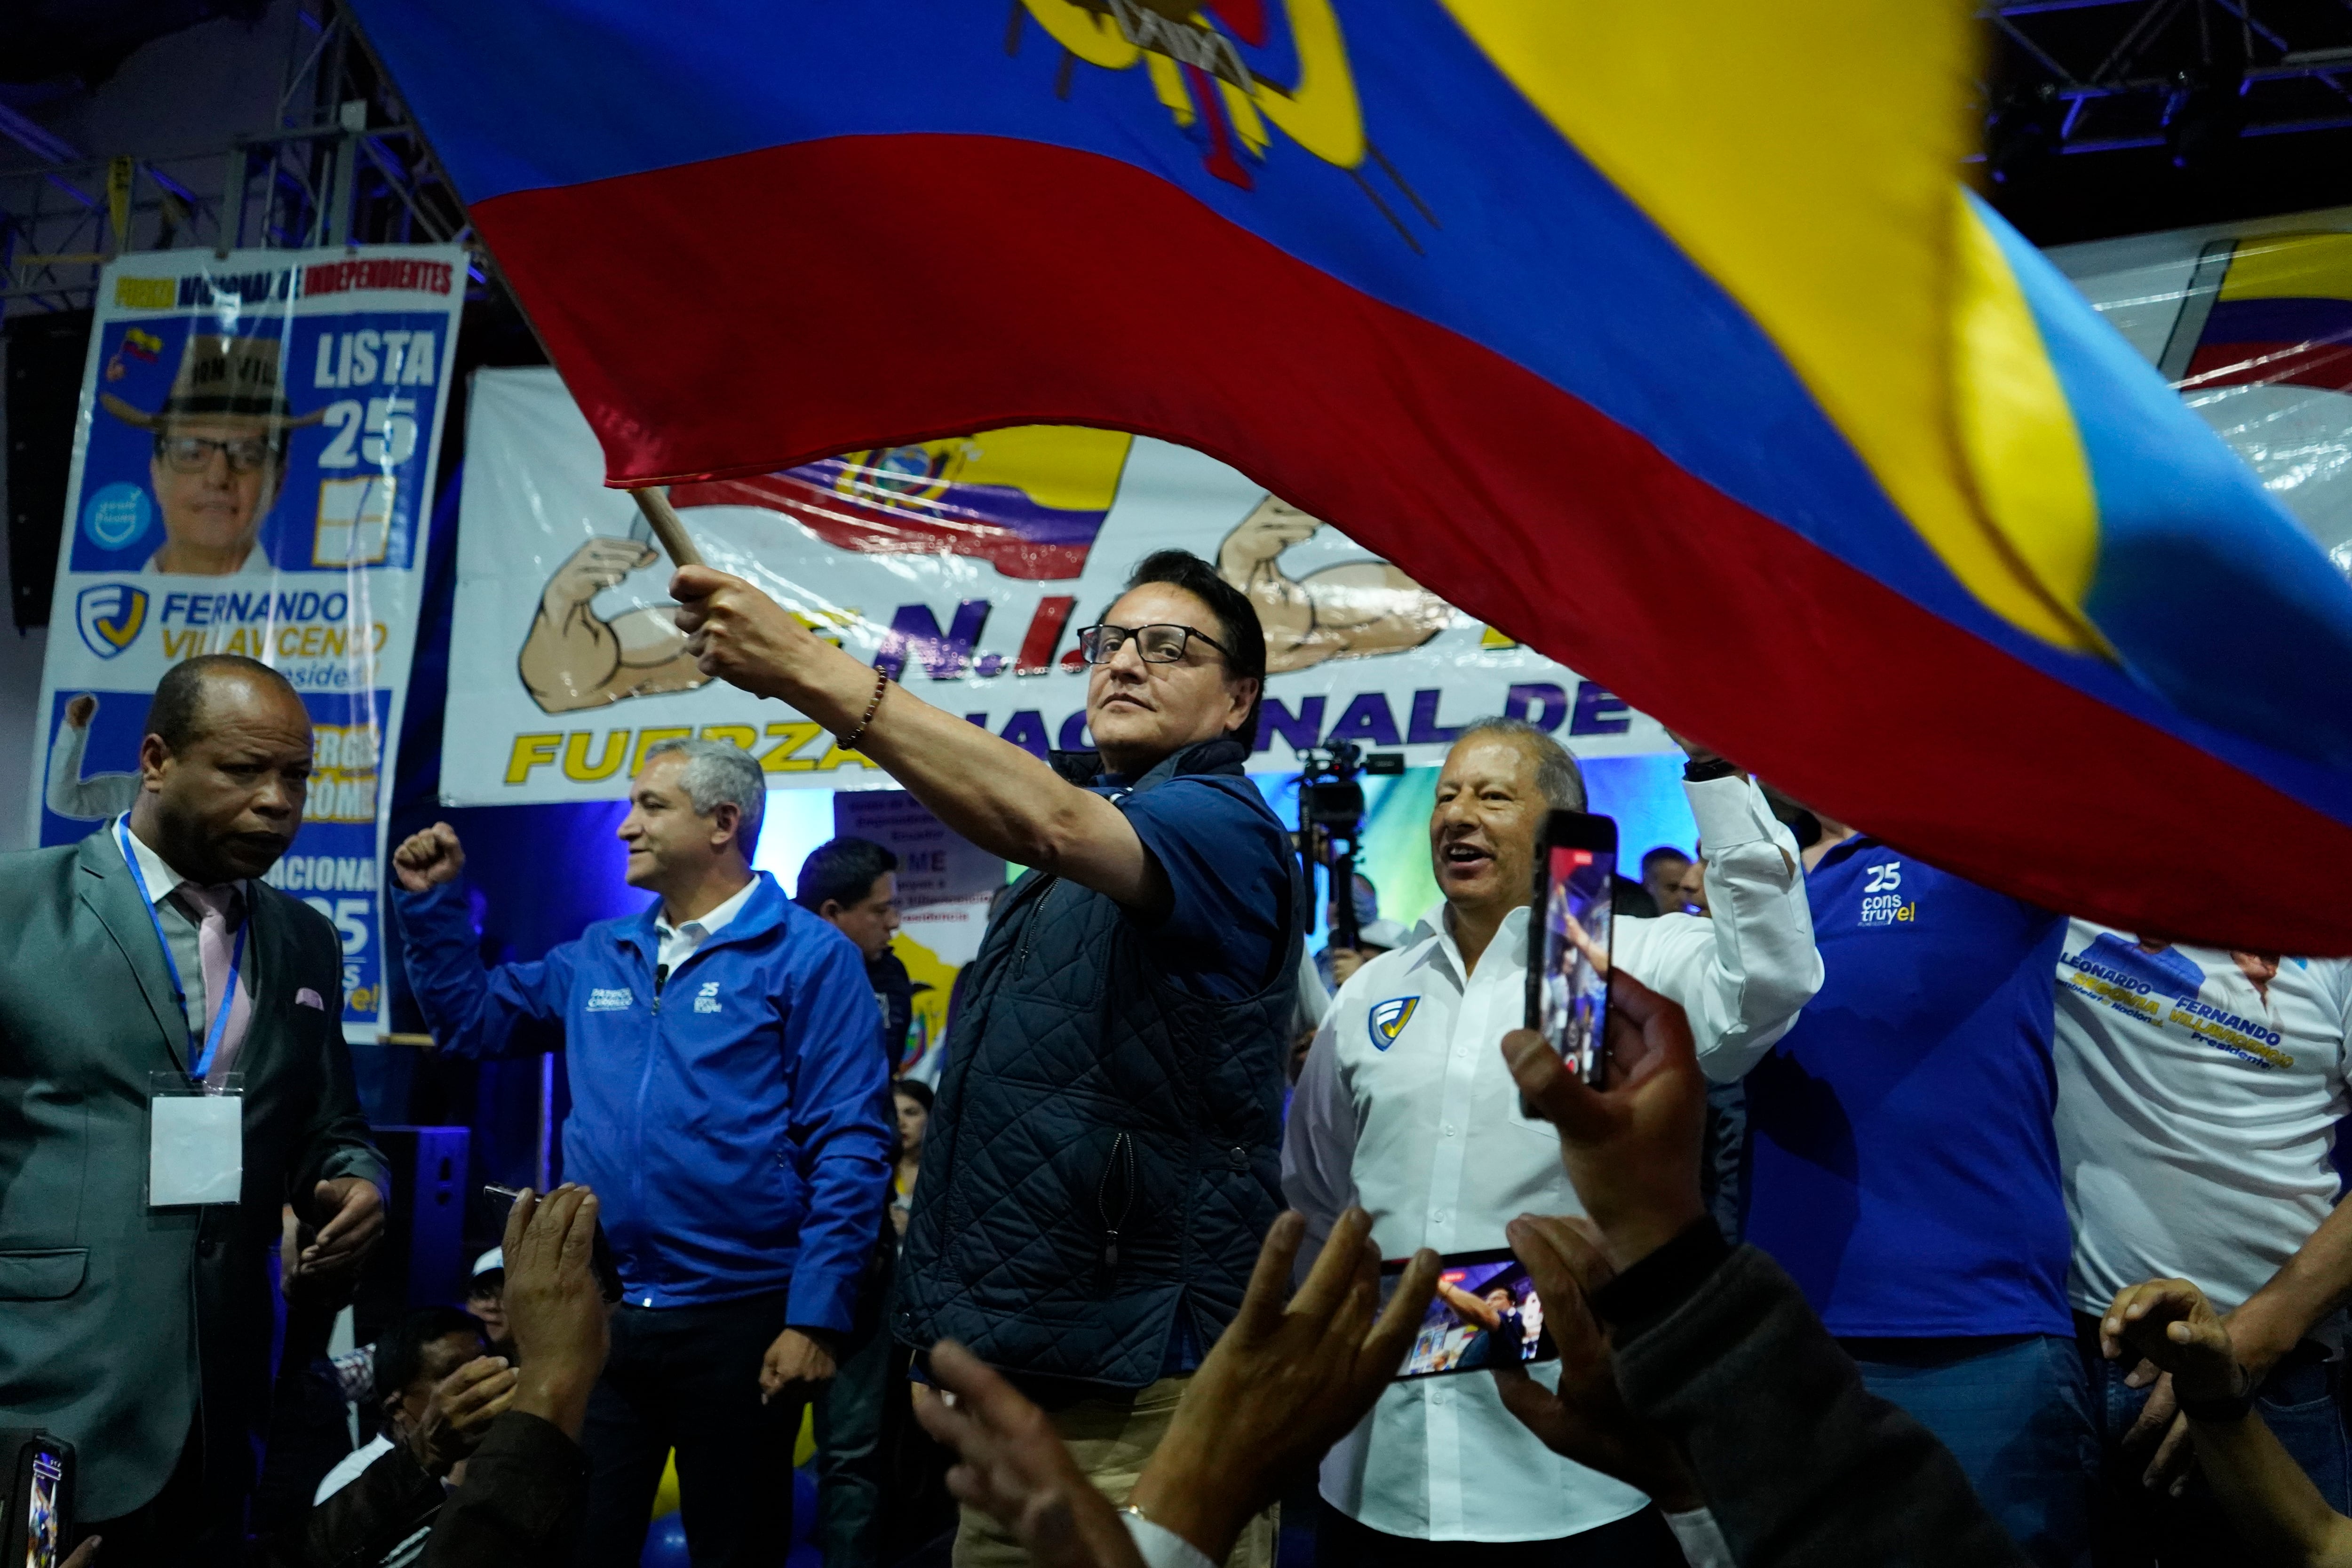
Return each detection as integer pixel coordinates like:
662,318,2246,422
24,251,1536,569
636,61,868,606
424,1413,589,1568
1601,1226,2032,1568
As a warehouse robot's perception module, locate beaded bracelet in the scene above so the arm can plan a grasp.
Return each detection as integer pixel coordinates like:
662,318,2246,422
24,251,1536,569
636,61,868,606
837,668,889,751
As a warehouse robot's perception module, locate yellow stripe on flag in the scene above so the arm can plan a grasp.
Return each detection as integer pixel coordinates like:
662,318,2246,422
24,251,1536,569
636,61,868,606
1438,0,2105,653
2216,231,2352,302
1950,197,2105,650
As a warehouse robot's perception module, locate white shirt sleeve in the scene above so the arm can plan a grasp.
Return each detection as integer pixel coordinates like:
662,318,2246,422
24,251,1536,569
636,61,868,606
1281,1007,1355,1284
1121,1514,1216,1568
1296,945,1332,1031
1662,1506,1736,1568
1617,775,1823,1085
45,717,143,822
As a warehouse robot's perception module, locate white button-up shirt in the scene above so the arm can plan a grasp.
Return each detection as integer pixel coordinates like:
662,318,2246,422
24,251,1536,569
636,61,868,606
1281,775,1820,1542
652,877,758,977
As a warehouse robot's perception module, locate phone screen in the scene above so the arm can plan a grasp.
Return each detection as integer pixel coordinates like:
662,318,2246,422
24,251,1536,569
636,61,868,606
24,1447,60,1568
1379,1249,1557,1379
1537,834,1614,1085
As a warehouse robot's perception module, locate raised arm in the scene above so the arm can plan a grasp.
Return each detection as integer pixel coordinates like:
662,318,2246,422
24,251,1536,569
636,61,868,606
1618,774,1821,1084
519,538,709,713
669,567,1168,915
45,695,143,821
390,823,577,1059
1435,1279,1504,1329
1214,498,1448,674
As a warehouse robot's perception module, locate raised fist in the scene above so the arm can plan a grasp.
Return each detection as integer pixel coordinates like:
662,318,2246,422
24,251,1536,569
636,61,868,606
547,537,659,609
392,821,466,892
64,693,97,729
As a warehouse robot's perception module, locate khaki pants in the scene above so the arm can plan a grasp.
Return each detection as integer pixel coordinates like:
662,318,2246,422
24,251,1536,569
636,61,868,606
950,1374,1277,1568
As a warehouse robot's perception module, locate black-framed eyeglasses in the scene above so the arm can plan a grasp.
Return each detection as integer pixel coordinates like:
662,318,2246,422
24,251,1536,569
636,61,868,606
1074,621,1232,666
154,433,279,474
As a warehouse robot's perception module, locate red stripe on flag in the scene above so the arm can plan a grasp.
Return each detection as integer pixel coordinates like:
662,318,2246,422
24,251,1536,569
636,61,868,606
2184,339,2352,396
670,472,1096,580
473,134,2352,952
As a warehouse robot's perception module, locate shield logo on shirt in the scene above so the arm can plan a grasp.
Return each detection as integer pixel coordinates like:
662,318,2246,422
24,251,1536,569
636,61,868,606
1368,996,1418,1050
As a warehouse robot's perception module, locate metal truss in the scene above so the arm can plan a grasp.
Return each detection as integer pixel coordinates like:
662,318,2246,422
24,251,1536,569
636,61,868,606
0,0,478,315
1984,0,2352,172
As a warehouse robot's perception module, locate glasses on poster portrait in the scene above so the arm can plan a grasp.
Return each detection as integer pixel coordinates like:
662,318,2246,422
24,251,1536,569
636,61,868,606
152,432,284,474
1073,621,1232,666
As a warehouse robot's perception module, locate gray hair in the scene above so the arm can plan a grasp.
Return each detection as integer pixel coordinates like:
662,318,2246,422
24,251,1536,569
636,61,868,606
1454,717,1587,810
643,738,766,856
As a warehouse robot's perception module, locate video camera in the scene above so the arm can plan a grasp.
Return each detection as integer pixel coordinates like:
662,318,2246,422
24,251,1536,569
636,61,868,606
1295,741,1403,951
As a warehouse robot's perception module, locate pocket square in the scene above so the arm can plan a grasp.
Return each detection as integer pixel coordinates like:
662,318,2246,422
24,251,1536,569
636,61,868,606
295,987,325,1011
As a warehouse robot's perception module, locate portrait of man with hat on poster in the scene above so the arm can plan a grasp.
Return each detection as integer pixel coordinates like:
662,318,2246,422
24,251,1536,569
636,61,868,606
98,332,320,577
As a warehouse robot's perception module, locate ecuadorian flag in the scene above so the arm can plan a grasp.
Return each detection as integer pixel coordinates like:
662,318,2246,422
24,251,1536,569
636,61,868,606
355,0,2352,953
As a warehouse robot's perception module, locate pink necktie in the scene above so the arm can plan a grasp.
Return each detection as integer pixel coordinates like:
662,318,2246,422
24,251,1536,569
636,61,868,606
177,882,253,1082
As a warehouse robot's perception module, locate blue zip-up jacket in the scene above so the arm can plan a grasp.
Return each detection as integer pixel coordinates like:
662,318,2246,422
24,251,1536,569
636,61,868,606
394,872,893,1330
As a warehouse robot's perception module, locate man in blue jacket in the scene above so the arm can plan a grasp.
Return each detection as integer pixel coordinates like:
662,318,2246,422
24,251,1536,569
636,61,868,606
670,549,1303,1568
391,737,893,1568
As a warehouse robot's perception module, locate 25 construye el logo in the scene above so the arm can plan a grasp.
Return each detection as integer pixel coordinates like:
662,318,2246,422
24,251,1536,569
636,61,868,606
1859,861,1918,927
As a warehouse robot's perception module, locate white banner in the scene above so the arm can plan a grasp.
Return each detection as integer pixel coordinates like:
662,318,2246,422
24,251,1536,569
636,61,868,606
2053,213,2352,572
30,246,466,1031
441,368,1672,804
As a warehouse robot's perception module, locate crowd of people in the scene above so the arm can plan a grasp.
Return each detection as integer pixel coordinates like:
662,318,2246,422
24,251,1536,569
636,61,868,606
3,543,2347,1568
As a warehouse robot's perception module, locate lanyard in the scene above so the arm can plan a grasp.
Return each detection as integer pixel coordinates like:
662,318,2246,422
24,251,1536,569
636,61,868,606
116,818,247,1080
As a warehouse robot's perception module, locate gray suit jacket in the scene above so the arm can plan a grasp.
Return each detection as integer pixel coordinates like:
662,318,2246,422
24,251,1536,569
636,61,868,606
0,830,388,1519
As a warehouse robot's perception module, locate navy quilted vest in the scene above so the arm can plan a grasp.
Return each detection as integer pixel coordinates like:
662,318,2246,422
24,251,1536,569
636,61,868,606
891,738,1303,1387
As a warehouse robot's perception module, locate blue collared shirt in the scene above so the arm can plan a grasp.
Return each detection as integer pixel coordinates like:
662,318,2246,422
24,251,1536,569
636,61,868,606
1100,770,1292,1003
1742,836,2072,1337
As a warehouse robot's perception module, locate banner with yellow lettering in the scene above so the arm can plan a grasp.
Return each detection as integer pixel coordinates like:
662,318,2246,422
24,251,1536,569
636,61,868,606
443,368,1672,805
30,245,466,1034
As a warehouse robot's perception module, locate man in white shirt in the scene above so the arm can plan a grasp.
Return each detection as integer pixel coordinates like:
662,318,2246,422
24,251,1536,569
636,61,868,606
2053,924,2352,1560
1283,718,1821,1563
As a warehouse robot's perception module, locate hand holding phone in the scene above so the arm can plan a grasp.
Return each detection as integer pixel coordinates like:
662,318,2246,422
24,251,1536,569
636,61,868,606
1526,811,1617,1093
1378,1250,1558,1379
485,1184,624,1303
0,1434,70,1568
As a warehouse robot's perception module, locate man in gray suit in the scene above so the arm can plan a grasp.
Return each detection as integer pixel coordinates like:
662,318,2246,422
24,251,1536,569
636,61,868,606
0,653,388,1566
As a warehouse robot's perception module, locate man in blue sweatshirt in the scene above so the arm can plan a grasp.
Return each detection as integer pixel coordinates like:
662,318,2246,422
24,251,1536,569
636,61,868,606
391,737,892,1568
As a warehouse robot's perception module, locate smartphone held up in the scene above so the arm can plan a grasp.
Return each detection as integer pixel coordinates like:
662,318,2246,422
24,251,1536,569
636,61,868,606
1379,1249,1559,1379
1526,811,1617,1095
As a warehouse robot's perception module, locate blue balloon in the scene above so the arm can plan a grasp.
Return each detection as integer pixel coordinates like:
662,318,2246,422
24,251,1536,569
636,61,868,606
638,1514,691,1568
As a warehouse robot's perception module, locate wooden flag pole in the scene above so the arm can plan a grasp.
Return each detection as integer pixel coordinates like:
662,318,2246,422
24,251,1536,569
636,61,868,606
630,486,705,569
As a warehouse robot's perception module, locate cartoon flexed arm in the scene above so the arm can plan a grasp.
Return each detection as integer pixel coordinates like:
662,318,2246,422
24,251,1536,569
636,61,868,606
1216,496,1452,674
46,694,142,820
518,538,712,714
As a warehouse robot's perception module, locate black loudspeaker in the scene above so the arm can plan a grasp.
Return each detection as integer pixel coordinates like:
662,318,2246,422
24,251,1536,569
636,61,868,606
4,310,92,631
350,1124,471,1350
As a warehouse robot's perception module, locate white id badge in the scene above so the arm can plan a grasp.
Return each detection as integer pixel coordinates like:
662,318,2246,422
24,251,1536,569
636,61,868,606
149,1072,243,1206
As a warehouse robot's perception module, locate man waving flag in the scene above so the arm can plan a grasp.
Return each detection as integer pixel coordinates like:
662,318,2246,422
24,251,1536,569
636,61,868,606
354,0,2352,952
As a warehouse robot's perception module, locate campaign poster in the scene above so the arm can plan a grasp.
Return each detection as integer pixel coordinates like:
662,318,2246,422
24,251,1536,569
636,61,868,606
832,789,1009,1081
438,368,1675,806
30,246,466,1032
